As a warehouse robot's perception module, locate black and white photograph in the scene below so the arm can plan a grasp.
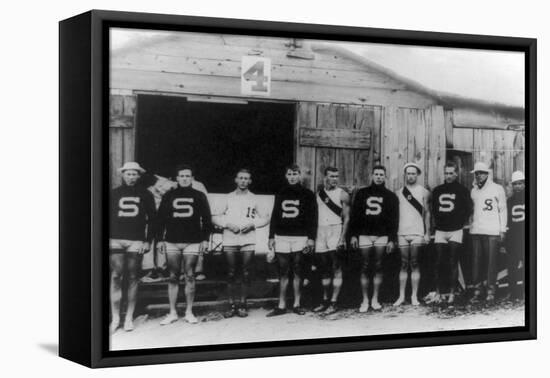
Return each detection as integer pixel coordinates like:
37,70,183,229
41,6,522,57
107,26,527,352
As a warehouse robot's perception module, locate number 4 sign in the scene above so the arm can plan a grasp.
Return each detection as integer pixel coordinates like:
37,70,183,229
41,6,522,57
241,56,271,96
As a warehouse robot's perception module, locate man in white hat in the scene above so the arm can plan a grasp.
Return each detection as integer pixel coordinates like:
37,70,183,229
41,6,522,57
394,162,431,306
469,162,507,304
505,170,525,300
109,162,156,333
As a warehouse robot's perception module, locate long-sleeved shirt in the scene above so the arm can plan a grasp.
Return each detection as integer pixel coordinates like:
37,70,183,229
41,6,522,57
431,181,472,231
350,183,399,242
470,179,507,235
110,184,156,242
507,190,525,237
213,190,269,246
269,184,317,239
156,186,213,243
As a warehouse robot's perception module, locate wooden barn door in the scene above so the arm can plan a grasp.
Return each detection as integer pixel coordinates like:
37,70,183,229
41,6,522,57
109,94,137,188
295,103,381,193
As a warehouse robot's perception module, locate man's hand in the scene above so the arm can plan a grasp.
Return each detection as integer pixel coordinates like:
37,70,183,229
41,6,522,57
336,238,346,251
424,233,431,244
302,239,315,254
139,242,151,255
226,223,241,233
350,236,359,250
157,241,167,254
268,238,275,252
266,250,275,263
386,241,394,254
499,232,506,243
240,223,255,234
199,241,209,253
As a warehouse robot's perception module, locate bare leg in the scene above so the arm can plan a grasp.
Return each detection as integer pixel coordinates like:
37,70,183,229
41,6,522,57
359,247,373,311
109,253,124,333
434,243,445,303
410,244,421,305
183,254,199,323
240,250,255,305
291,252,303,309
277,254,290,309
123,253,142,331
371,245,385,310
330,251,343,303
448,242,461,303
394,245,409,306
160,251,181,325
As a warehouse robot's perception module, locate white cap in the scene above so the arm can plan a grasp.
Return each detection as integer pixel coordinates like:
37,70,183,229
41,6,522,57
403,162,422,174
511,171,525,182
471,162,490,173
118,162,146,174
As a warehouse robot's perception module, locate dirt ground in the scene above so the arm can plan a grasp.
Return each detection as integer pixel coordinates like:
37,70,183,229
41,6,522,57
110,301,525,351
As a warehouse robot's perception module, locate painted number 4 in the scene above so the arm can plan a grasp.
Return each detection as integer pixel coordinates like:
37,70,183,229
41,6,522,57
241,56,271,96
243,61,268,92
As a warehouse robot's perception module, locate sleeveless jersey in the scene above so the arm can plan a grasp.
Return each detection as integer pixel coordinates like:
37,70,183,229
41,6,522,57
397,185,429,236
317,187,344,226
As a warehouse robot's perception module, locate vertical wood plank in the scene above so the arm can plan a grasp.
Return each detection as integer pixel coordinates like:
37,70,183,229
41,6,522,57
426,105,445,190
492,130,506,186
407,109,426,187
513,131,525,173
382,106,399,190
396,108,409,189
110,128,124,188
444,110,454,148
315,104,337,190
335,105,357,191
296,102,317,191
354,106,375,189
123,128,135,164
372,106,382,165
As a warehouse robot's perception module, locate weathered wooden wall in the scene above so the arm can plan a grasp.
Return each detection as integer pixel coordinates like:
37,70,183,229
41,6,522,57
451,127,525,192
380,106,446,190
295,102,381,192
109,94,137,186
111,34,436,108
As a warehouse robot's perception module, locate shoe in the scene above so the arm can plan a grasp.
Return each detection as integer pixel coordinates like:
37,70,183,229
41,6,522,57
469,290,482,304
313,301,329,313
185,313,199,324
196,272,206,281
486,293,495,305
411,296,420,306
160,313,179,325
266,277,280,283
266,307,286,317
292,306,306,315
393,297,405,307
237,306,248,318
223,304,238,318
323,303,338,315
359,301,369,313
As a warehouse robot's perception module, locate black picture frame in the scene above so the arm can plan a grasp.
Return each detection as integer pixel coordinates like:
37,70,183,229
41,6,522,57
59,9,536,368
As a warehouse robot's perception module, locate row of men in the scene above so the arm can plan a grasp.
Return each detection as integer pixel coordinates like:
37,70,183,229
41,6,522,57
109,160,526,332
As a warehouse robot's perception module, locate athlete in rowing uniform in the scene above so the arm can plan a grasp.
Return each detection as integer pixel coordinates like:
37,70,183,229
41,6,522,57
506,171,525,301
431,161,472,305
109,162,156,333
395,162,431,306
350,165,398,312
213,169,269,317
267,164,317,316
313,167,350,315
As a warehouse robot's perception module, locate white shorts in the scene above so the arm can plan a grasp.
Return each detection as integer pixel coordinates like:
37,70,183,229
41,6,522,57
109,239,143,253
274,235,308,254
222,229,256,247
359,235,389,248
315,224,342,253
164,242,200,255
398,235,425,247
224,244,255,252
434,229,463,244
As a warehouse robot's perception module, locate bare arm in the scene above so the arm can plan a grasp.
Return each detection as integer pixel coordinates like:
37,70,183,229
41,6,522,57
338,190,351,248
423,189,432,241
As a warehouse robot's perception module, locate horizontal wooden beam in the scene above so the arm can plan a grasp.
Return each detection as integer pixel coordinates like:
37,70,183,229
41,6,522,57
111,69,436,107
453,108,524,130
299,127,371,149
109,115,134,128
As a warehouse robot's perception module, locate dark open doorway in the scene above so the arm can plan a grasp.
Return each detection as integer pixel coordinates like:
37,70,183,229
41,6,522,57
136,95,295,194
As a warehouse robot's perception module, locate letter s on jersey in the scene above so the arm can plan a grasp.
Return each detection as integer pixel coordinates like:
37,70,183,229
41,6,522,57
365,197,383,215
173,198,194,218
438,193,456,212
282,200,300,218
118,197,140,217
512,204,525,222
